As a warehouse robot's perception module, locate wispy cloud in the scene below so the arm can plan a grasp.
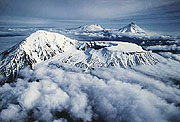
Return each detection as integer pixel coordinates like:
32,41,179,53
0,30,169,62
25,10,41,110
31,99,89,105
0,0,179,19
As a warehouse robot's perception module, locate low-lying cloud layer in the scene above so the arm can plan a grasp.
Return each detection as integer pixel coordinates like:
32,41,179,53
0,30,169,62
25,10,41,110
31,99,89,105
0,53,180,122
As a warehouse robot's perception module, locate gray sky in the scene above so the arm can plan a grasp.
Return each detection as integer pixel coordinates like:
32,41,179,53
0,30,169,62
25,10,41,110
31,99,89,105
0,0,180,30
0,0,179,19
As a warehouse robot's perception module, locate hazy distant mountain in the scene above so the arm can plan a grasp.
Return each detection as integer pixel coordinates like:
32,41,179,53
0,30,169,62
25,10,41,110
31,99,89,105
119,22,147,35
80,24,105,32
65,23,150,42
81,24,104,32
68,24,105,32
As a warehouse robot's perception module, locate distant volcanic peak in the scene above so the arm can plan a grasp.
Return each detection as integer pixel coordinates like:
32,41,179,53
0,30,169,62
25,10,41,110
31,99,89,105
81,24,104,31
119,22,146,35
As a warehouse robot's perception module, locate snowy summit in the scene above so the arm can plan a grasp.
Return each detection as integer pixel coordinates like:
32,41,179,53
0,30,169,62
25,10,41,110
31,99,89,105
79,24,104,32
119,22,147,35
0,30,77,78
0,30,158,80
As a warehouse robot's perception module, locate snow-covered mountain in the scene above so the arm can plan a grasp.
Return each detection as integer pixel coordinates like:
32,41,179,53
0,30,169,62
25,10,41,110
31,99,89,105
74,24,105,32
64,24,114,41
64,23,150,42
0,30,158,81
119,22,147,35
52,41,158,71
0,30,77,78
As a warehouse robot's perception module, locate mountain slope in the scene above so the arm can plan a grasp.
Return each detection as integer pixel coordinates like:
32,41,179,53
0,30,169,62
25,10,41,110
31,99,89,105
69,24,105,32
0,30,77,78
49,41,158,71
119,22,147,35
0,30,158,82
81,24,104,31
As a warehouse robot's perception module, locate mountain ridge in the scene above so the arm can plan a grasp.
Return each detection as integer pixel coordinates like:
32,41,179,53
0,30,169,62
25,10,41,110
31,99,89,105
0,30,77,79
0,30,158,82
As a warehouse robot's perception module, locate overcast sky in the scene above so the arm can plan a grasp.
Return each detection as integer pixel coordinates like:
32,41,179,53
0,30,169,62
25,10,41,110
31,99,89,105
0,0,179,19
0,0,180,33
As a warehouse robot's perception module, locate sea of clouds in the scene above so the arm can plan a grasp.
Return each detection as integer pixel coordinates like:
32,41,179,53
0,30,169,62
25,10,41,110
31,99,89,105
0,52,180,122
0,26,180,121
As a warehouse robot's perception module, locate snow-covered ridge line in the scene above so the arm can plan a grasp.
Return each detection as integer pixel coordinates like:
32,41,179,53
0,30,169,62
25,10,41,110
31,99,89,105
0,30,77,79
46,40,158,72
82,41,145,52
0,30,158,82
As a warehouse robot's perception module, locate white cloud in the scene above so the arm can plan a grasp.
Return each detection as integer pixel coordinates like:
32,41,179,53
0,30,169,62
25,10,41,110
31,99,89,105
0,53,180,121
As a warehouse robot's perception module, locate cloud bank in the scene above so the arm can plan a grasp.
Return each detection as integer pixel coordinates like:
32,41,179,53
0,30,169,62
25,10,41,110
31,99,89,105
0,53,180,122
